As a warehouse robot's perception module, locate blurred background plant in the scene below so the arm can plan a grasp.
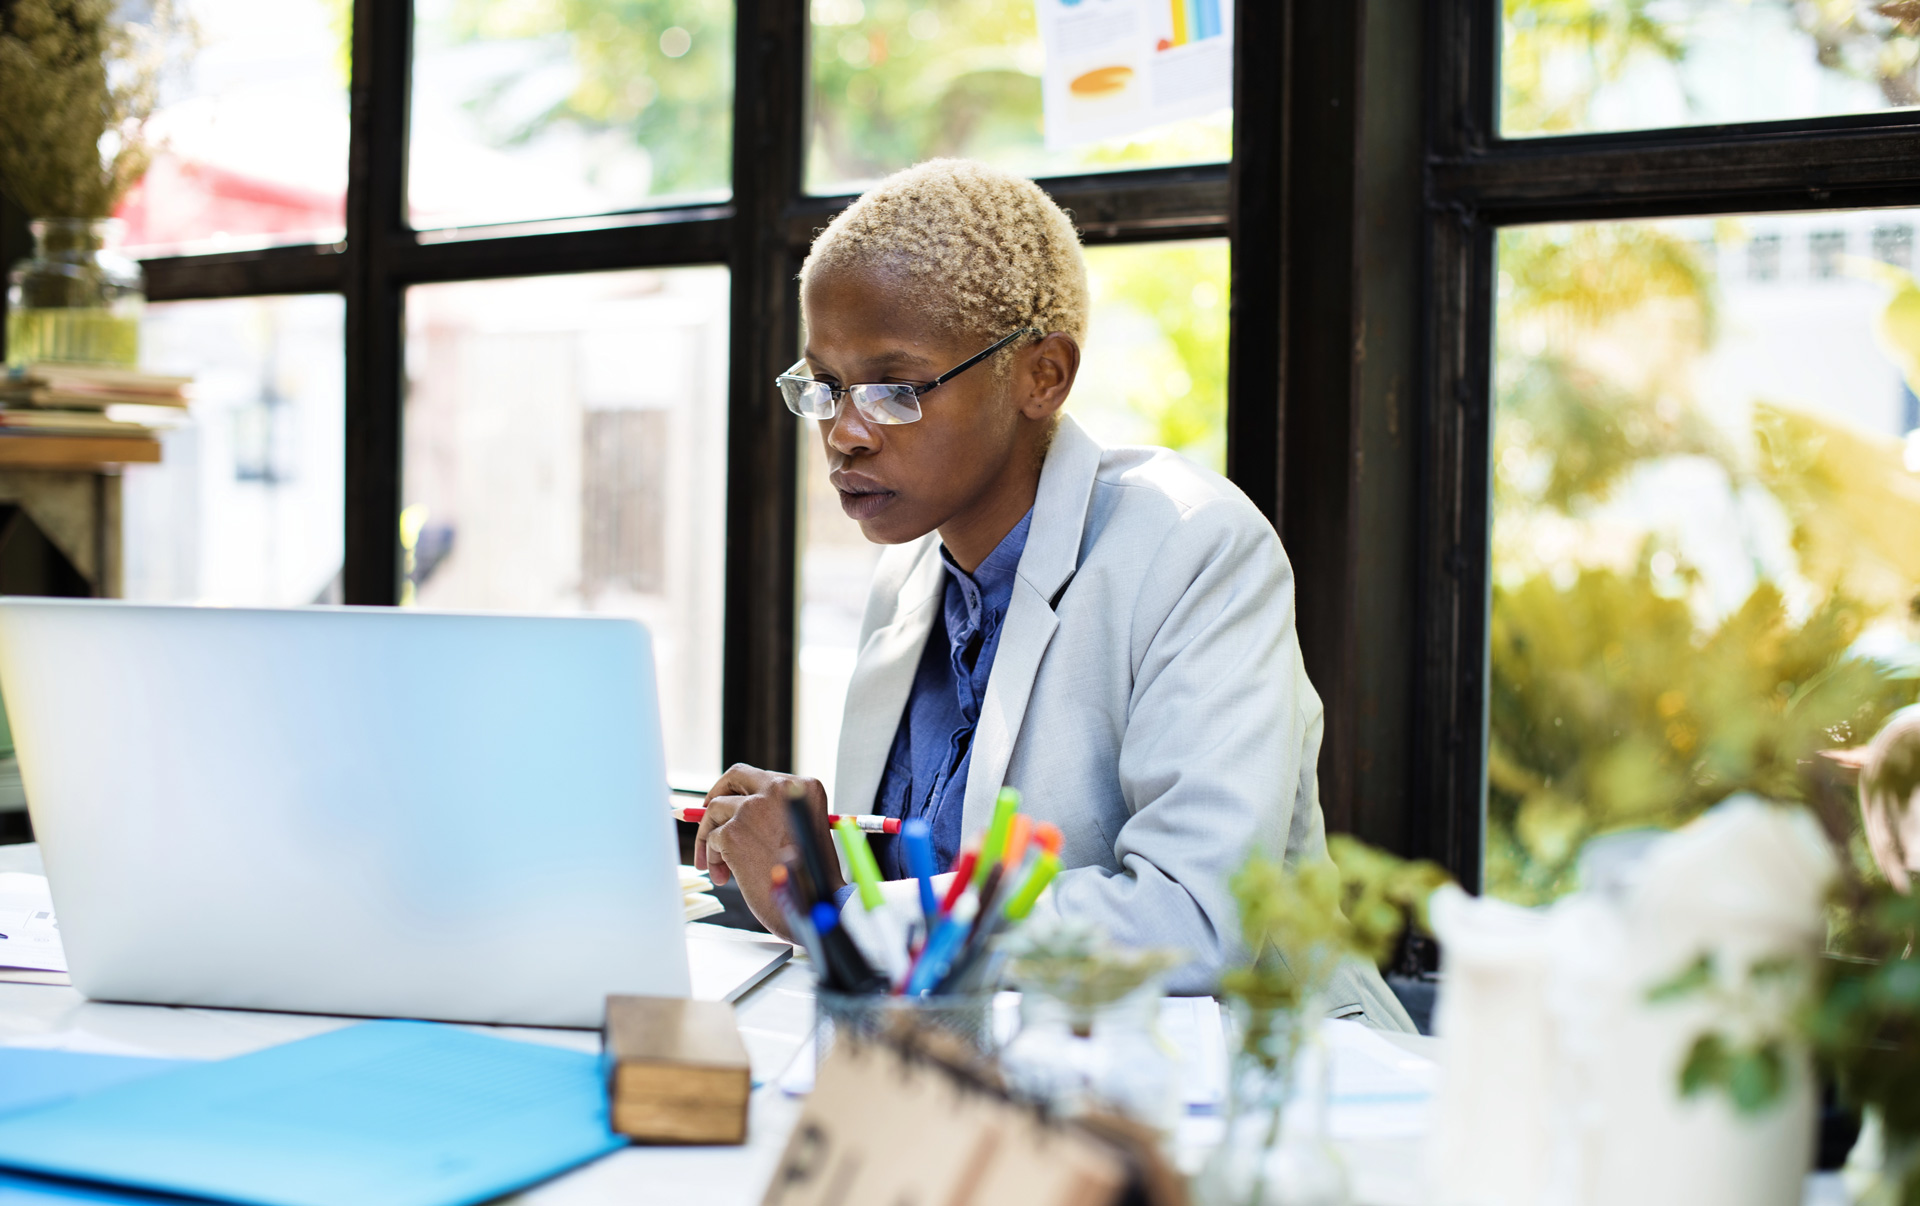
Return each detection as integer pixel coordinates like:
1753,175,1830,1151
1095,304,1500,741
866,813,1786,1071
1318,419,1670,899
1489,0,1920,905
0,0,195,218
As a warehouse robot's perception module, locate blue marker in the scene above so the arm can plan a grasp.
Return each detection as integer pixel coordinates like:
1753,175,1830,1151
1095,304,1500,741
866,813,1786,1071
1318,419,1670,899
902,817,939,926
904,898,976,997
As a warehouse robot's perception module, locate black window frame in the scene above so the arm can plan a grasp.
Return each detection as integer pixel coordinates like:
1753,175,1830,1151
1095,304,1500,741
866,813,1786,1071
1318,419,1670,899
1415,2,1920,889
3,1,1303,783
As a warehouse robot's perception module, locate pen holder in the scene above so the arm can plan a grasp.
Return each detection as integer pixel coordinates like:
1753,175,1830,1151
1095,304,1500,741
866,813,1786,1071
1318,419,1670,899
813,991,1000,1072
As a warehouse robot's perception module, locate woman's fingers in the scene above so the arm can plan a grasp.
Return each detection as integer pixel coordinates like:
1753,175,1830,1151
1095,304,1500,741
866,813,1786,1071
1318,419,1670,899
693,795,741,881
703,763,774,810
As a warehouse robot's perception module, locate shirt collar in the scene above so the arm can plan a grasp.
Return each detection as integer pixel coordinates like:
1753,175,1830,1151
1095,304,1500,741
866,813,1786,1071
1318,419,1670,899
939,508,1033,629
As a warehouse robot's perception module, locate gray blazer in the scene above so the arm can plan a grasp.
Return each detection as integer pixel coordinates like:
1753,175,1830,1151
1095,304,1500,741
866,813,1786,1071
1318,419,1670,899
835,415,1413,1030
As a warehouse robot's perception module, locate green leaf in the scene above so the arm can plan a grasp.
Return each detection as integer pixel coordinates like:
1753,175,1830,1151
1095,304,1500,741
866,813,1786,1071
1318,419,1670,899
1678,1033,1730,1097
1726,1044,1788,1115
1648,953,1715,1004
1870,959,1920,1010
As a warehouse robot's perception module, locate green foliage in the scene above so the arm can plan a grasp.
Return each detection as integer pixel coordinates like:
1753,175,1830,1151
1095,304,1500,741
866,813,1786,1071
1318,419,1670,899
1001,915,1182,1012
1500,222,1714,338
1488,562,1909,903
808,0,1042,186
1807,887,1920,1147
1219,839,1450,1025
1496,353,1731,510
1081,241,1228,465
1646,951,1804,1116
1677,1032,1789,1114
0,0,190,217
1501,0,1683,133
444,0,733,199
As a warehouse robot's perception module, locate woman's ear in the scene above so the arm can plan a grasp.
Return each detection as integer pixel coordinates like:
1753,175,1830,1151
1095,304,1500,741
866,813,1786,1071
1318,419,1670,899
1018,332,1080,421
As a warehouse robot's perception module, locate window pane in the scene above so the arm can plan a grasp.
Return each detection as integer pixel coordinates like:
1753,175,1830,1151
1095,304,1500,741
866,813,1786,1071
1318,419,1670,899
1488,212,1920,905
410,0,732,230
404,268,728,785
1075,240,1226,473
117,0,348,255
1503,1,1920,137
126,295,346,604
794,237,1228,796
807,0,1231,194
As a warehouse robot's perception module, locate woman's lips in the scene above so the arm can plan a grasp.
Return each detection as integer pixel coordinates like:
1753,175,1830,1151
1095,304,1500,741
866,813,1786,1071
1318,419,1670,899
831,470,897,521
838,486,897,521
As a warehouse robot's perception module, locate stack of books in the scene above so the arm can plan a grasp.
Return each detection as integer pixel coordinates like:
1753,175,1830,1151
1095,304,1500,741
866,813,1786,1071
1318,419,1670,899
0,362,189,465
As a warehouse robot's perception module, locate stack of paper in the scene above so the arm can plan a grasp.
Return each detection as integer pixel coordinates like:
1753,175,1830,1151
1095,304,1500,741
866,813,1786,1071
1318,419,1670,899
0,363,190,412
0,873,66,986
680,866,723,922
0,362,187,457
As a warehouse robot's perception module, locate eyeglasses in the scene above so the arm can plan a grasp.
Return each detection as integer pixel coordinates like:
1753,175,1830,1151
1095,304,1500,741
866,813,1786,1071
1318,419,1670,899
776,327,1041,425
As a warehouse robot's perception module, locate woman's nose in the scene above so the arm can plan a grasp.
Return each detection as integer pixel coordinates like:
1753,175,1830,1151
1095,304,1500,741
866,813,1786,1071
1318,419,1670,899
825,402,879,458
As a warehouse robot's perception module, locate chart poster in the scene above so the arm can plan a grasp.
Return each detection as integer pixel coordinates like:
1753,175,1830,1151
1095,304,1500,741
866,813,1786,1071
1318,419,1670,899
1035,0,1234,151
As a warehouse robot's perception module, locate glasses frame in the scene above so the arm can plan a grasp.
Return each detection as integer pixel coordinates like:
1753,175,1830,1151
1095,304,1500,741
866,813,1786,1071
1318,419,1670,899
776,327,1042,424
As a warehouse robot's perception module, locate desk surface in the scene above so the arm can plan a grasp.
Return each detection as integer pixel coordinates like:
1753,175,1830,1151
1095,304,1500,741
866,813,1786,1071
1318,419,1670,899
0,843,1845,1206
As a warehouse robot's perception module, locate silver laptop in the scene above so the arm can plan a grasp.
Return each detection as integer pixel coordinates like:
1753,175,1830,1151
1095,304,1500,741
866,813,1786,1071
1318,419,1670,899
0,599,717,1028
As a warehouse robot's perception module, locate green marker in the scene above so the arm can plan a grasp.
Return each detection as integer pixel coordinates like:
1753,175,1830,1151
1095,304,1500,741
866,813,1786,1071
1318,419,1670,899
835,818,885,911
1004,852,1060,920
975,787,1021,886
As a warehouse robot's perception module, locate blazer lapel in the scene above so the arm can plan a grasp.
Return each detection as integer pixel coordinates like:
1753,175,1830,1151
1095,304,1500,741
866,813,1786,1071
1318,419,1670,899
832,539,944,814
962,415,1104,835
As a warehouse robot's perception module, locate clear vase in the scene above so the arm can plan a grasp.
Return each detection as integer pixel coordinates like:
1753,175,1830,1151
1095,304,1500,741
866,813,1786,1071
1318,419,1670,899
1000,975,1179,1130
1193,998,1350,1206
6,217,145,368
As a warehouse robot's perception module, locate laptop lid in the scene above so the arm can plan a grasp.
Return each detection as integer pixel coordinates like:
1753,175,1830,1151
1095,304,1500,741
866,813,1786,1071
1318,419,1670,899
0,599,691,1028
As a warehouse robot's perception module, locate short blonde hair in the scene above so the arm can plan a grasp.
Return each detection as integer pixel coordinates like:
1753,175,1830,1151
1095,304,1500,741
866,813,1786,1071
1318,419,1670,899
800,159,1090,352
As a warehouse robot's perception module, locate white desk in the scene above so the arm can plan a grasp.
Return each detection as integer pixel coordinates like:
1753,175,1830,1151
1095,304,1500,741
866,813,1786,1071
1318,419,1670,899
0,843,1846,1206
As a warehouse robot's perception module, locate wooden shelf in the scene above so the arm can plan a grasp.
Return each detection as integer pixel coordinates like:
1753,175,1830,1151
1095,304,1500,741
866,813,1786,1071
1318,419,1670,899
0,435,161,470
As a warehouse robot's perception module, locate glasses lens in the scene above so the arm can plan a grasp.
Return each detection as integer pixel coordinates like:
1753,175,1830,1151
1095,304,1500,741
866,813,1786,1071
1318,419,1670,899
849,384,920,425
777,375,837,419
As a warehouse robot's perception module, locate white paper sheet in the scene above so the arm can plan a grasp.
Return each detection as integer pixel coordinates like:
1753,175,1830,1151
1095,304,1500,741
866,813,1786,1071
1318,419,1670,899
0,873,64,973
1035,0,1234,150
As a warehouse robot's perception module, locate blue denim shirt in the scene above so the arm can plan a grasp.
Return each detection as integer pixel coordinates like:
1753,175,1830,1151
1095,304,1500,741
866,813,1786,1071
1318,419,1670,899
870,509,1033,878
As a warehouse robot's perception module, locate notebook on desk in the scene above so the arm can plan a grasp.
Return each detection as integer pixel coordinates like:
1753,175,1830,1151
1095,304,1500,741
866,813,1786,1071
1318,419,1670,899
0,1022,623,1206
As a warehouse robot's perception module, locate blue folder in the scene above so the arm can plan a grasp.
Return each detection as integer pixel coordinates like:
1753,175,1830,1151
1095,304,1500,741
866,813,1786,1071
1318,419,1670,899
0,1051,188,1120
0,1022,625,1206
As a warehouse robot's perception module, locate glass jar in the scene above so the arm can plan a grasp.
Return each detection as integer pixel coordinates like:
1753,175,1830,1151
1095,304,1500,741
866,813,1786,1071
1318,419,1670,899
812,990,1000,1072
1000,975,1180,1131
6,218,145,368
1193,998,1349,1206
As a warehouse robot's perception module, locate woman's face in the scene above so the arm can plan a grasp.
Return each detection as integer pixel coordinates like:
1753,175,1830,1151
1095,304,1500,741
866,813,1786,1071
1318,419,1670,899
801,260,1053,550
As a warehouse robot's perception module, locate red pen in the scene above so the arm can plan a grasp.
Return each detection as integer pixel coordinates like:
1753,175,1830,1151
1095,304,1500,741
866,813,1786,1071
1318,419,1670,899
939,850,978,915
672,804,901,836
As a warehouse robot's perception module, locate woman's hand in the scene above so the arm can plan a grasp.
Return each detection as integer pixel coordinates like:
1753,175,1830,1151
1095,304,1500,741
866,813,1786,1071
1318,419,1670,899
695,764,844,939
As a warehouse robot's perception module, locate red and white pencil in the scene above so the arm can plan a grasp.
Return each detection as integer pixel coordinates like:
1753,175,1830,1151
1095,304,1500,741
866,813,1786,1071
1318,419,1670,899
671,804,901,836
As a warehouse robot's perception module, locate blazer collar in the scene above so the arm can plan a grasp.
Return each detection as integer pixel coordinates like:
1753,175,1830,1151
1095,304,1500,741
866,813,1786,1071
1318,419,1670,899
960,413,1104,835
1014,413,1102,606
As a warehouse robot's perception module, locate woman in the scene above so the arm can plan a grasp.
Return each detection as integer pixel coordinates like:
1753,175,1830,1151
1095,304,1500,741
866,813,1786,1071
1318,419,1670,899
696,158,1411,1028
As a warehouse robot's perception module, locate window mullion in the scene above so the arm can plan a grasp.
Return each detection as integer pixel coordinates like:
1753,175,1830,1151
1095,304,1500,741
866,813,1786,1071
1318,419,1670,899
341,0,413,606
723,0,810,771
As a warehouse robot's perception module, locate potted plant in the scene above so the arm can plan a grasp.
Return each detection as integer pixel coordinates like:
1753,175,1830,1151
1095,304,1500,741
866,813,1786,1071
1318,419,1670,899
0,0,189,367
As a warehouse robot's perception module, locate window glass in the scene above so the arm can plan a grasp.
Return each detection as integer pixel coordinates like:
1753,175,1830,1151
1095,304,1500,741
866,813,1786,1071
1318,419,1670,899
807,0,1231,195
404,267,728,785
116,0,349,255
1488,211,1920,905
410,0,732,230
794,237,1228,799
127,295,346,604
1503,0,1920,137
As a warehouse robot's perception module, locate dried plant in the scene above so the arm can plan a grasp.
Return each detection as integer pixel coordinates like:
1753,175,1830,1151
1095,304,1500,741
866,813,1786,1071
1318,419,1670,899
0,0,194,218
